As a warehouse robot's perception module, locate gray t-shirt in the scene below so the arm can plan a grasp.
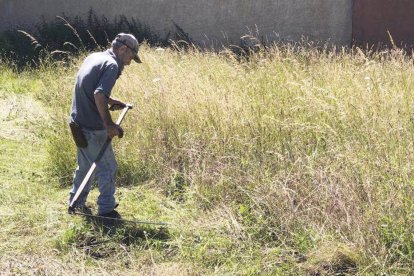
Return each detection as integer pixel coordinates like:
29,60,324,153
70,49,123,130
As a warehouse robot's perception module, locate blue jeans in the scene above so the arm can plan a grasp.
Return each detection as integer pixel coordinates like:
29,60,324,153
69,129,118,215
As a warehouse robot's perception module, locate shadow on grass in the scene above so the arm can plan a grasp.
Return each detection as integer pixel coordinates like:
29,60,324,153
68,214,171,259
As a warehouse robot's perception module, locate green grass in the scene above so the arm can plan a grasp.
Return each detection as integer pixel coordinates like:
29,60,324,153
0,72,42,95
1,45,414,274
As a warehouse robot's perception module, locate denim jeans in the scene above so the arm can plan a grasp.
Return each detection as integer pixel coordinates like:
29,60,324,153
69,129,118,215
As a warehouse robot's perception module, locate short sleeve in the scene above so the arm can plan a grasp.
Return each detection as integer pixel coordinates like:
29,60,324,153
95,64,118,97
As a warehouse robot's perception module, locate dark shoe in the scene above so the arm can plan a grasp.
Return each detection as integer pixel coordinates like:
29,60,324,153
99,210,122,219
98,210,123,228
68,205,92,215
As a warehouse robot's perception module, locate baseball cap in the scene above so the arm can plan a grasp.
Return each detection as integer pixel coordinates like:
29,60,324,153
113,33,142,63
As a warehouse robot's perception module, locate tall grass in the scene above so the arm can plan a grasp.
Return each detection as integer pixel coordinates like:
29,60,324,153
32,42,414,273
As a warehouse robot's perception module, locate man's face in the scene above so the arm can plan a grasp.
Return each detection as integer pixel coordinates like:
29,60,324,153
120,46,136,66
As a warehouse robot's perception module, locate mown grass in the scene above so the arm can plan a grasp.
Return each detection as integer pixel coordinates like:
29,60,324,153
1,44,414,274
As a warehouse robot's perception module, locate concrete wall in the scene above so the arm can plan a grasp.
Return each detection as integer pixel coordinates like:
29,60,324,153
0,0,352,46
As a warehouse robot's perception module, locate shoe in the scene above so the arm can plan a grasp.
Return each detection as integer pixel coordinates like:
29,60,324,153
98,210,123,227
68,205,92,215
98,210,122,219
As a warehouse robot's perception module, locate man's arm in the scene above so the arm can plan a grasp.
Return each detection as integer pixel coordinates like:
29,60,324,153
94,91,121,139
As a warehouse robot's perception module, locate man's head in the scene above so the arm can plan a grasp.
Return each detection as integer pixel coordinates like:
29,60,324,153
111,33,142,66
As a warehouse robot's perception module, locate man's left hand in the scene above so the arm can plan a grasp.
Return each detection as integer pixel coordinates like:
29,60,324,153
109,99,126,111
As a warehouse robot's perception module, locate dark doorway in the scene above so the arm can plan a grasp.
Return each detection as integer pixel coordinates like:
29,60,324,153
353,0,414,49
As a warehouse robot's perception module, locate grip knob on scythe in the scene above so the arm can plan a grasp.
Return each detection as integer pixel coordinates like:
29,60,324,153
109,103,132,111
68,104,133,213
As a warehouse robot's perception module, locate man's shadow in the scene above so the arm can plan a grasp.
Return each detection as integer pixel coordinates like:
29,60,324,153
77,213,171,258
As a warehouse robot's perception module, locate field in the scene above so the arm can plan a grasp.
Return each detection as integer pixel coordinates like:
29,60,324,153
1,44,413,275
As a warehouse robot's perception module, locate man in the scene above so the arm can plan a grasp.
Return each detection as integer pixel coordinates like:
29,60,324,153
68,33,141,218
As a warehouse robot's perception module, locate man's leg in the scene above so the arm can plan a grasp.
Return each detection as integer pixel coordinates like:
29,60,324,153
68,129,100,208
95,142,118,215
89,130,118,215
69,148,94,208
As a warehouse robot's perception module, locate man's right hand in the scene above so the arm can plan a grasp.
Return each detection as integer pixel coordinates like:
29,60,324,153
106,123,123,139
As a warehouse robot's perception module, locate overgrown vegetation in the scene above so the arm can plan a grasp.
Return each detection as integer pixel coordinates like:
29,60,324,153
0,10,173,69
1,16,414,274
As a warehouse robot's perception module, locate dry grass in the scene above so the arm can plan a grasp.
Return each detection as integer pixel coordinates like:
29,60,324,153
1,43,414,274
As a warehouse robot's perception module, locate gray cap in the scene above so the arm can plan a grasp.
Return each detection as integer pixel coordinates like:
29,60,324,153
113,33,142,63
